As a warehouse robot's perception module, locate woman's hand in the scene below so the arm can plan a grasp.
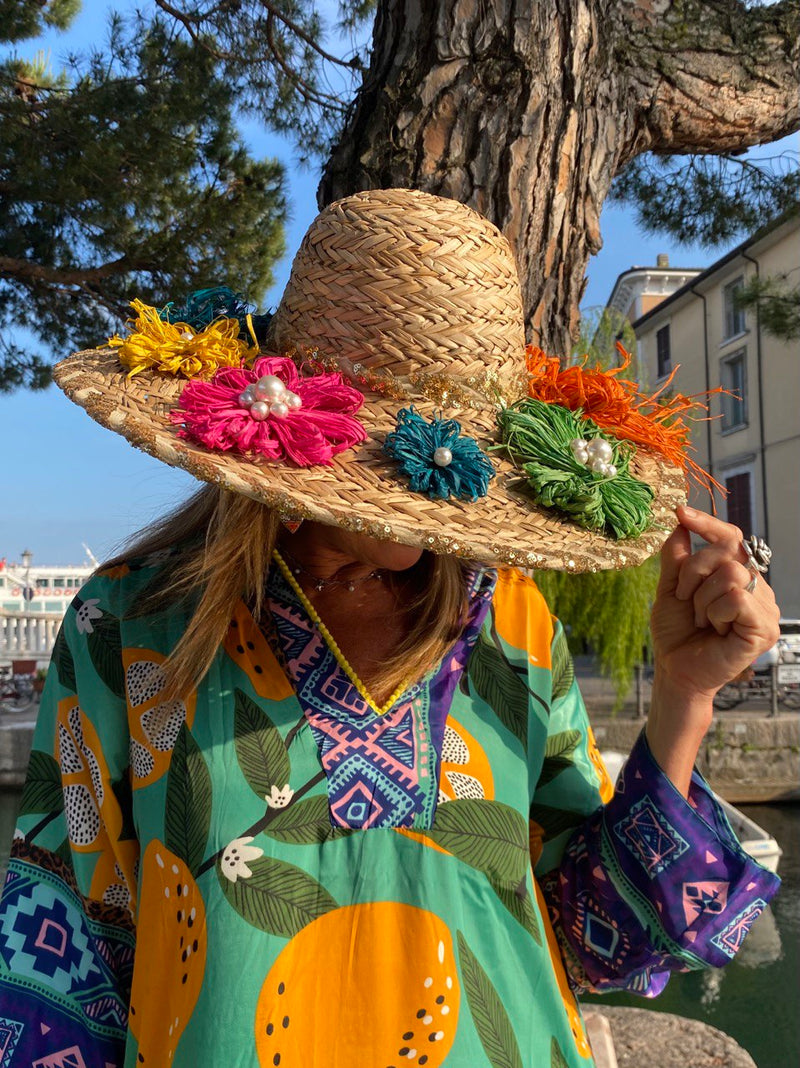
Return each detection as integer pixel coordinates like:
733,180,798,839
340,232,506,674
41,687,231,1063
651,505,781,698
645,505,780,796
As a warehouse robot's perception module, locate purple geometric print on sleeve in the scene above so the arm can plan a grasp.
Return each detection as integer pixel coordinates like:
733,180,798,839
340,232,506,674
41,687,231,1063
540,730,781,993
613,797,690,878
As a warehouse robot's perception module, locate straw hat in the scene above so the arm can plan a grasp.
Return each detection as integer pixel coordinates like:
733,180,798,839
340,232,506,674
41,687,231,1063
53,189,685,572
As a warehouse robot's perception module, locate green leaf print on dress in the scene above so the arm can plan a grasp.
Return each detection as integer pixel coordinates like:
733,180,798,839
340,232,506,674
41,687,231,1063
489,878,542,945
428,798,529,886
457,930,524,1068
551,1034,571,1068
51,626,77,692
165,722,213,877
264,794,350,845
465,628,530,752
551,627,575,700
233,687,291,799
538,730,583,789
218,854,337,938
85,612,125,698
19,750,64,818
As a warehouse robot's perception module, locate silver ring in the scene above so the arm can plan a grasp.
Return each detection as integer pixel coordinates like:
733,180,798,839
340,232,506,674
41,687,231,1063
741,536,772,574
745,573,758,594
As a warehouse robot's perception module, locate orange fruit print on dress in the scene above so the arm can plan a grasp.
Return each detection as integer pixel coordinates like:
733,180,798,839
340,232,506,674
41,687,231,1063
255,901,459,1067
55,695,138,911
123,647,197,789
492,570,553,669
129,839,207,1064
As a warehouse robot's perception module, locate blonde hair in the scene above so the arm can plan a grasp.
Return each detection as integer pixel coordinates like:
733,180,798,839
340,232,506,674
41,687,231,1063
102,485,470,701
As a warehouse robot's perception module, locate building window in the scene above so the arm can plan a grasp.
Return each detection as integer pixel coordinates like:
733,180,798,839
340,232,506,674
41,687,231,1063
35,577,50,588
725,471,753,538
45,601,62,612
721,350,747,431
53,577,65,587
656,325,671,378
723,276,746,340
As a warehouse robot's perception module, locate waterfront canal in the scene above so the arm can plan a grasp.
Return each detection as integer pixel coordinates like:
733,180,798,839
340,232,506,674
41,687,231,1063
0,791,797,1066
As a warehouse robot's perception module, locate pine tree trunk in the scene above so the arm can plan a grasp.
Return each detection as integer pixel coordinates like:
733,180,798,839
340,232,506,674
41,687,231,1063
319,0,800,355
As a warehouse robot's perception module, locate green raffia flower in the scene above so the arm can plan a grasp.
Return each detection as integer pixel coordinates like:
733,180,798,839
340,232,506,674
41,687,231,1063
493,399,655,538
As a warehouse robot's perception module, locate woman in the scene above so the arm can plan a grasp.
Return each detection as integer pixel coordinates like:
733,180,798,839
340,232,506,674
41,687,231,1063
0,189,780,1067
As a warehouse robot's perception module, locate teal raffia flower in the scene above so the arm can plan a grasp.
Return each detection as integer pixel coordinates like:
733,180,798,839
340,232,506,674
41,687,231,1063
384,407,495,501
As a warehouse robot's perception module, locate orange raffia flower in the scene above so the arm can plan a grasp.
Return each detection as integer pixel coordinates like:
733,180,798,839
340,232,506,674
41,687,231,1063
525,342,724,498
109,299,258,379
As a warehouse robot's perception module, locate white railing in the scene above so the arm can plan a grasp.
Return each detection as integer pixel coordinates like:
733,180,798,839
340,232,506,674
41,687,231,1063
0,611,62,661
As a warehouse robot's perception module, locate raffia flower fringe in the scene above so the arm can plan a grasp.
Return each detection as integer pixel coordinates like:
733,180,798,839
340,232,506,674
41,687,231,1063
109,299,258,379
172,356,367,466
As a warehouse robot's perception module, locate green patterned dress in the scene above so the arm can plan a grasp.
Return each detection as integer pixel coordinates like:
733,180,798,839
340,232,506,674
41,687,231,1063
0,554,779,1067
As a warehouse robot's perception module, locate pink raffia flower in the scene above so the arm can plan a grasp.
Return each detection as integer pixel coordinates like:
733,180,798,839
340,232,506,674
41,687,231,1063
171,355,368,466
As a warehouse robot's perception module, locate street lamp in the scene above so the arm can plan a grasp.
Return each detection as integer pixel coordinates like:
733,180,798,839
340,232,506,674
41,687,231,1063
20,550,34,603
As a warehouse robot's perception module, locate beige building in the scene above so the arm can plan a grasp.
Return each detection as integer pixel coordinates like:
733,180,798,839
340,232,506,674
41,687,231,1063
624,215,800,617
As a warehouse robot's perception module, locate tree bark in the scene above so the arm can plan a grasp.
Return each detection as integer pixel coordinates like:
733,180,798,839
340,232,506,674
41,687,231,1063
319,0,800,356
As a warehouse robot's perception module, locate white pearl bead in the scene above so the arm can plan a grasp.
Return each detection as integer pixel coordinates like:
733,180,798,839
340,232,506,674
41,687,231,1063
238,386,256,407
570,438,589,454
589,456,607,473
587,438,613,463
433,447,453,467
606,463,618,478
249,400,270,420
269,401,289,419
285,391,303,410
255,375,286,401
575,448,589,465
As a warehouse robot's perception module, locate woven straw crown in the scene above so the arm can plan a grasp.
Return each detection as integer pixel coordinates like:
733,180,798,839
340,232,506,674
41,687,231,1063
271,191,526,396
53,188,684,571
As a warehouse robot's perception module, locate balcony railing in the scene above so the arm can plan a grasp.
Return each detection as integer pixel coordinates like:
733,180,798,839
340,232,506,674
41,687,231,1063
0,610,62,662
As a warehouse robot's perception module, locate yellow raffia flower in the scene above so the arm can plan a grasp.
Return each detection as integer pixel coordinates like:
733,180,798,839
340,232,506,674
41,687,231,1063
108,299,257,379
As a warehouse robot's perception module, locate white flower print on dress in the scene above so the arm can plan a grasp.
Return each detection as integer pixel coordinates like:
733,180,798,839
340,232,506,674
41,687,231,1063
220,836,263,883
266,784,294,809
75,598,103,634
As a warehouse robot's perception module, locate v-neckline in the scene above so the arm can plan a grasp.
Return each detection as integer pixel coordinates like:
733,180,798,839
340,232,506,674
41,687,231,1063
271,548,412,715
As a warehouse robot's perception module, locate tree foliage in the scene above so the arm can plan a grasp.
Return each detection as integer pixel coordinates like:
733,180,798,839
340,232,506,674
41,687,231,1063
535,559,659,705
734,270,800,342
2,0,798,390
1,8,287,389
610,151,800,248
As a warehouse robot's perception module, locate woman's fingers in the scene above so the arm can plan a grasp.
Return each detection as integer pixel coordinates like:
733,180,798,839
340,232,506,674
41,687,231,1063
691,560,754,628
705,584,778,640
701,573,781,644
672,506,753,603
675,505,744,550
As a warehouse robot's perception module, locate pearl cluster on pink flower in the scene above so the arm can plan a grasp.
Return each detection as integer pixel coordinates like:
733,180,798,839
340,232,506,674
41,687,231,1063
171,355,367,466
238,374,303,420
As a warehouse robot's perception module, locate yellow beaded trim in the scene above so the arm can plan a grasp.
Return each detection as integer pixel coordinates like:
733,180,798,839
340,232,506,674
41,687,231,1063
272,549,410,716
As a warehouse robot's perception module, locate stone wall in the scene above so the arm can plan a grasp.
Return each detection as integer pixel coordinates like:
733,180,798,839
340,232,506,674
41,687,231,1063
592,714,800,803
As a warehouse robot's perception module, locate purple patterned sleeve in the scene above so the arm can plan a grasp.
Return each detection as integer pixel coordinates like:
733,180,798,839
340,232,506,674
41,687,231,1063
539,729,781,996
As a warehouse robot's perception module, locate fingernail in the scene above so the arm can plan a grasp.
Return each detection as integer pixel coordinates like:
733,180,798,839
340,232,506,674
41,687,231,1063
682,505,697,518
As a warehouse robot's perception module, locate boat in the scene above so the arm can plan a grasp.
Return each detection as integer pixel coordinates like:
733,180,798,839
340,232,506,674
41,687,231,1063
0,551,94,672
600,750,782,873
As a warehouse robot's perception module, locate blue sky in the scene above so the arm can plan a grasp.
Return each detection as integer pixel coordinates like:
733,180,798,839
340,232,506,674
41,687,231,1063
0,1,790,565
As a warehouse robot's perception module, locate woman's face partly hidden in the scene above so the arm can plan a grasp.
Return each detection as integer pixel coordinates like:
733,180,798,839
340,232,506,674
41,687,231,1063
288,521,424,573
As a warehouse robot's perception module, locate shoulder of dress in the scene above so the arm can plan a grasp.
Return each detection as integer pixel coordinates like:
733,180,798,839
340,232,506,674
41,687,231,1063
76,546,185,618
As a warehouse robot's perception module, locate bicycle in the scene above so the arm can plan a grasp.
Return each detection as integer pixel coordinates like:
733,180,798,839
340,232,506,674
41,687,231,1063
713,669,800,711
0,670,36,714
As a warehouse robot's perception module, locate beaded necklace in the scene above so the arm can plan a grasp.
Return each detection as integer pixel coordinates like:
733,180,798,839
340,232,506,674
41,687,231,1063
272,549,410,716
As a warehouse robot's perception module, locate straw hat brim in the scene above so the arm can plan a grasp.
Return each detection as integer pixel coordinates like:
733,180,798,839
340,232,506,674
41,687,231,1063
54,348,686,572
